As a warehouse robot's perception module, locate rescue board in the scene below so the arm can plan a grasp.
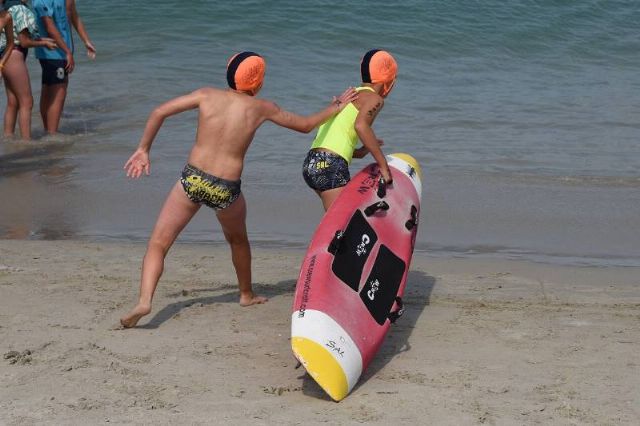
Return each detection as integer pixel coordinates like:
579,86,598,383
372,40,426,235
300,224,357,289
291,153,422,401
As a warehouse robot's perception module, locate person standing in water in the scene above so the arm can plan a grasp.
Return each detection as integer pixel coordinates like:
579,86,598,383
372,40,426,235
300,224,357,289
120,52,358,328
32,0,95,134
302,49,398,211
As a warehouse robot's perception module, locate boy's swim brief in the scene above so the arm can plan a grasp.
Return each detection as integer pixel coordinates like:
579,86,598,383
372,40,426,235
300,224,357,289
302,149,350,192
39,59,68,85
180,164,241,210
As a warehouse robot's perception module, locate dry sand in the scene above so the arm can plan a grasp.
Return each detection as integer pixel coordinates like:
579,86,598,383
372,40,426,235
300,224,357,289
1,240,638,425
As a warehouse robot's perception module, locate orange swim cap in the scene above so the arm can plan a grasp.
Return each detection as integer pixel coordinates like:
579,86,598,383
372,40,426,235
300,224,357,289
226,52,266,93
360,49,398,96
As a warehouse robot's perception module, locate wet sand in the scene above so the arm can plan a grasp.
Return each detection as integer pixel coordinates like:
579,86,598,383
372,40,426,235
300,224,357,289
1,240,638,425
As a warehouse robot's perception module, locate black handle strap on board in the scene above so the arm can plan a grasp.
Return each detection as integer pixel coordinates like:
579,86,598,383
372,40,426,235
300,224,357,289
377,176,387,198
327,230,345,255
364,200,390,217
388,297,404,323
405,205,418,230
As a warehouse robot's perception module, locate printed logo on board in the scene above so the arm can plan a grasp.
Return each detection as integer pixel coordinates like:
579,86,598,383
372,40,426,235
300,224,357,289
367,279,380,301
357,167,379,194
297,255,316,318
326,340,345,358
355,234,371,256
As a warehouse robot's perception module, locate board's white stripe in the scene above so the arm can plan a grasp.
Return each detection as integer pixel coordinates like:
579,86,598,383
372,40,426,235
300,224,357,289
291,309,363,391
387,155,422,200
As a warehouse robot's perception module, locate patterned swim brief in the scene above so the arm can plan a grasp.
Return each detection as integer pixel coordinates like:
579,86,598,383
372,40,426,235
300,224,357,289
180,164,241,210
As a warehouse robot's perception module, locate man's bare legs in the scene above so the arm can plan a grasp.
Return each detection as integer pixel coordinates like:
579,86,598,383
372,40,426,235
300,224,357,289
40,81,67,134
120,182,200,328
216,194,267,306
3,50,33,139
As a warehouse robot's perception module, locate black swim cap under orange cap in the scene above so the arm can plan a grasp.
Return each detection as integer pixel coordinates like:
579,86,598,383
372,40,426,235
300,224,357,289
360,49,398,96
226,52,266,93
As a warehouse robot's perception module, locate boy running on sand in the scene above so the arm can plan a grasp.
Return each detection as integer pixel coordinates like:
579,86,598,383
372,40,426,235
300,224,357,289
120,52,357,328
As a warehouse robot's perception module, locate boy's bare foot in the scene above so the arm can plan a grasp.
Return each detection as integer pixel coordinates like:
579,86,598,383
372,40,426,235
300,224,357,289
119,303,151,328
239,293,268,307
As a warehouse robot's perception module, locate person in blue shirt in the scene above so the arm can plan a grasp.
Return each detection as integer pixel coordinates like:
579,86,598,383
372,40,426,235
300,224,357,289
32,0,95,134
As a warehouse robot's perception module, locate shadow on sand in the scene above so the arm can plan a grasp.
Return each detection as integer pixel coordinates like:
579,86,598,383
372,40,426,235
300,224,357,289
135,268,435,402
138,279,297,329
300,270,436,400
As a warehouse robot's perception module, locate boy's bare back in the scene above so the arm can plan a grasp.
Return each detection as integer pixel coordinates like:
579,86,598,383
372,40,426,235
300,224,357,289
188,87,275,181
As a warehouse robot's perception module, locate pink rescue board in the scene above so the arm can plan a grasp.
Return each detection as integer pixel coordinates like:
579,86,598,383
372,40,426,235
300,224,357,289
291,153,422,401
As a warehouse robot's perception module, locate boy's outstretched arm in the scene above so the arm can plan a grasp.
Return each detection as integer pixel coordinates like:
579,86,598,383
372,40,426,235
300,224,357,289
125,90,204,179
265,87,358,133
354,96,392,183
66,0,96,58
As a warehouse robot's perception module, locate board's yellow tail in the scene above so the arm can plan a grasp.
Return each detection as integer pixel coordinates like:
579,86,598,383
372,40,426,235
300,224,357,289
291,337,349,401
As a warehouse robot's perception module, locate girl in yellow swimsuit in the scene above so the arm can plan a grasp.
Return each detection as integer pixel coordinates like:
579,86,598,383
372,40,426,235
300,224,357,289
302,49,398,211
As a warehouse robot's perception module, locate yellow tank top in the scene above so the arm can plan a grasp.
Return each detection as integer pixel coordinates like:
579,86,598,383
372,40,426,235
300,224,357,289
310,86,375,164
